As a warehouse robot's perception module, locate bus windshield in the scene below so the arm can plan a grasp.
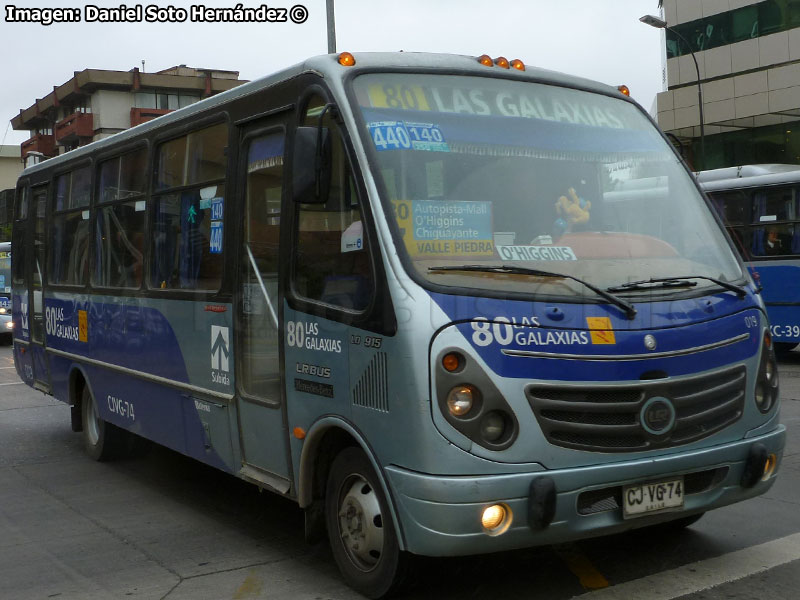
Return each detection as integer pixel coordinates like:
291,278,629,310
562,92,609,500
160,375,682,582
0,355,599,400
351,73,742,297
0,247,10,298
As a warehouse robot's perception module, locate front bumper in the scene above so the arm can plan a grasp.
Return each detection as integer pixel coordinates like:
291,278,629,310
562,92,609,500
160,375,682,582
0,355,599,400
385,426,786,557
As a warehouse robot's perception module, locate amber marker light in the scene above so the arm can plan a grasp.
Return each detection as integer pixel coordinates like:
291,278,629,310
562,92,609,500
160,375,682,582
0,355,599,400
495,56,510,69
511,59,525,71
478,54,494,67
618,84,631,96
293,427,307,440
442,352,462,372
338,51,356,66
763,453,778,480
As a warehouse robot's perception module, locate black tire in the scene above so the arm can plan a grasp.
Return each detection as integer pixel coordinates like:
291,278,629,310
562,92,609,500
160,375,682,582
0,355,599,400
80,385,128,461
325,447,410,599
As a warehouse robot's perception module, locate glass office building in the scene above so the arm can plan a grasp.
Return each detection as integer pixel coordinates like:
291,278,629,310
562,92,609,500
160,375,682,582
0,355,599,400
655,0,800,170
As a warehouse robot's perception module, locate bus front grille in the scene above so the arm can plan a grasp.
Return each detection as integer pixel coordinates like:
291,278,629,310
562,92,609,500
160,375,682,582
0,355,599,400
526,366,746,452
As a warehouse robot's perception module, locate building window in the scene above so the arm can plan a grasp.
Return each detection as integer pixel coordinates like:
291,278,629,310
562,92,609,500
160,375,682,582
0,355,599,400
667,0,800,58
135,91,200,110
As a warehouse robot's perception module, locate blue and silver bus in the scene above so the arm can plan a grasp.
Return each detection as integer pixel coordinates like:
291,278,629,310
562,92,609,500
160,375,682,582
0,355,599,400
12,52,785,597
0,241,11,342
699,164,800,353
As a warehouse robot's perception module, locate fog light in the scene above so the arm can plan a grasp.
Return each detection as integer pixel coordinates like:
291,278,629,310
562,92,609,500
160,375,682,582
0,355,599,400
481,411,506,442
763,453,778,480
447,385,476,416
481,503,511,534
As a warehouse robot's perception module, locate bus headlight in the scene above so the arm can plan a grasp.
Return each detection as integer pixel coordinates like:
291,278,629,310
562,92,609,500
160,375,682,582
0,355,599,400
480,411,509,443
0,307,7,314
754,383,769,411
436,347,519,450
755,331,779,413
447,385,478,417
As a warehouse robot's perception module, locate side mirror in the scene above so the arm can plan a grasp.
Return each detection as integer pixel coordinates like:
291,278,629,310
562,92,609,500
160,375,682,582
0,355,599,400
292,126,331,204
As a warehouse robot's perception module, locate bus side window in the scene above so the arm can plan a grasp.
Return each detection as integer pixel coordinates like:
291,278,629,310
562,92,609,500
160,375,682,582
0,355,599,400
292,96,373,311
151,122,227,291
50,167,91,286
12,186,27,285
751,188,797,256
94,149,147,289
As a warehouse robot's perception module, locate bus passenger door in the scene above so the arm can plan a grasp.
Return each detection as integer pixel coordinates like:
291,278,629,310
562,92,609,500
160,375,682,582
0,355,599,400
234,122,290,488
29,186,51,390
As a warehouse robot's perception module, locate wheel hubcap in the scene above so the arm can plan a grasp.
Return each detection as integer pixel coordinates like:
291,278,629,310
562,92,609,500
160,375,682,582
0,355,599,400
86,393,100,445
338,475,384,571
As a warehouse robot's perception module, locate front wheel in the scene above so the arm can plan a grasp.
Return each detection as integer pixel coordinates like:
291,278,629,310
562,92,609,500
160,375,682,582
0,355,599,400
81,385,128,461
325,447,409,599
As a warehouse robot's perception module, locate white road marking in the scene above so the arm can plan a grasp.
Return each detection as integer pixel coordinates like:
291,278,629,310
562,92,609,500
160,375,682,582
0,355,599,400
573,532,800,599
0,382,23,386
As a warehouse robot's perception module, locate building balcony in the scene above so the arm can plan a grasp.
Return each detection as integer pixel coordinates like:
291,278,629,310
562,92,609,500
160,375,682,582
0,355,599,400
20,134,57,160
130,107,173,127
55,112,94,145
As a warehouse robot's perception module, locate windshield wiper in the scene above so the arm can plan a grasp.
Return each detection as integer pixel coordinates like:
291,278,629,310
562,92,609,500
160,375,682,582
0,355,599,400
606,276,747,298
428,264,637,320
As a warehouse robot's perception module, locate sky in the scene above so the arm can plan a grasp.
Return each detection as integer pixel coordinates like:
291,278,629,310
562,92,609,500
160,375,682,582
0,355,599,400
0,0,665,146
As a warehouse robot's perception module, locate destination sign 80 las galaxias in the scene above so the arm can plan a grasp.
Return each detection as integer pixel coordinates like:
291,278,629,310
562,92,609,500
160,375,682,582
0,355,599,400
365,79,630,130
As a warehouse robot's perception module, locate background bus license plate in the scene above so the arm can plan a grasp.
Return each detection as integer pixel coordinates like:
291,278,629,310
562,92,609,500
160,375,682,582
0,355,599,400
623,478,684,518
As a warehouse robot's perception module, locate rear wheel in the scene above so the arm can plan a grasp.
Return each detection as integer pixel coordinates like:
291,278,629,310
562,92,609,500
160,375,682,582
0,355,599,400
325,447,409,599
81,386,128,461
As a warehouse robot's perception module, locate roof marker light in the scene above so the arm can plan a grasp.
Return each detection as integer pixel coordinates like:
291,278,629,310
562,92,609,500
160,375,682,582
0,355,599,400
511,59,525,71
338,52,356,67
478,54,494,67
618,84,631,96
495,56,510,69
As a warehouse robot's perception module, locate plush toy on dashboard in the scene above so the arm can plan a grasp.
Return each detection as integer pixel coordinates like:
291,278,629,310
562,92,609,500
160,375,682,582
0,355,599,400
553,187,591,239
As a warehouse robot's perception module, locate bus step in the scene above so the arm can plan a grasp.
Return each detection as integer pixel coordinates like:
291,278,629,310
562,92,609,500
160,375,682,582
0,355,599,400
239,464,291,494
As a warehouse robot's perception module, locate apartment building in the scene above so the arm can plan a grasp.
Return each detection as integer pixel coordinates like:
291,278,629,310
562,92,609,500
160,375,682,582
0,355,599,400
11,65,247,167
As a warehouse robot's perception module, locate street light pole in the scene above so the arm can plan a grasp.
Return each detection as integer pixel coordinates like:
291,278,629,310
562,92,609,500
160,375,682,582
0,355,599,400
640,14,705,168
326,0,336,54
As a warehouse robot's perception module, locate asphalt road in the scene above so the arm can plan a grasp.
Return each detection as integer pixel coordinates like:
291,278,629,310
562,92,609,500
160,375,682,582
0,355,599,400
0,343,797,600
